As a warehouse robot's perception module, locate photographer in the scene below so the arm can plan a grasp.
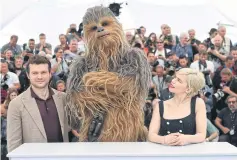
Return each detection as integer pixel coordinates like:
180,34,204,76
66,24,81,43
164,52,178,77
213,68,237,113
145,33,157,53
22,39,36,63
159,24,178,50
172,32,193,62
190,52,214,87
35,33,52,55
188,29,201,56
177,55,189,68
207,34,228,70
147,52,163,77
230,47,237,74
50,48,69,88
0,59,20,102
215,95,237,146
199,85,213,120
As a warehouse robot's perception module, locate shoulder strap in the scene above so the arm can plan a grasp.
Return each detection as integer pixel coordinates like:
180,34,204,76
158,101,164,118
191,96,197,114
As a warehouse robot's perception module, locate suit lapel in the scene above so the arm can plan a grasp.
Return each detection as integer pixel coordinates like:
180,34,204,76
22,88,47,139
52,92,65,138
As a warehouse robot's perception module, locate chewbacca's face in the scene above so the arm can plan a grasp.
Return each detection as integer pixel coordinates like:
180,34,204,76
84,16,123,49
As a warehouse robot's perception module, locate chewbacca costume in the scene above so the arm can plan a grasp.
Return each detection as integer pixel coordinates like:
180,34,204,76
66,6,151,142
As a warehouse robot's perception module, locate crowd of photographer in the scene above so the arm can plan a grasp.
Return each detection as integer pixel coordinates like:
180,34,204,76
129,25,237,146
1,22,237,159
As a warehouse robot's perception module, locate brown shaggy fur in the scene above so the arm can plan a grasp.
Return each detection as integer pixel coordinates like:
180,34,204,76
65,6,151,142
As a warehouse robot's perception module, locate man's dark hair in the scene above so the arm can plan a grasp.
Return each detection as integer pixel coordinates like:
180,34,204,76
39,33,46,37
59,34,66,39
26,55,51,73
198,43,207,48
225,55,233,62
54,47,63,54
230,46,237,52
140,26,145,29
179,55,188,59
29,38,35,42
10,35,18,40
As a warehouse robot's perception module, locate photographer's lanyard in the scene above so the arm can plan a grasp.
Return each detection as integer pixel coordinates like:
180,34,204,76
230,112,236,130
158,77,164,95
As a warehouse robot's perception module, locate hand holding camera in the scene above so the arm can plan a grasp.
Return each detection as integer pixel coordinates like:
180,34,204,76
222,86,231,94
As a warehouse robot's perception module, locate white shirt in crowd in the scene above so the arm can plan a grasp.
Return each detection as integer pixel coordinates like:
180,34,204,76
190,60,215,73
155,49,170,58
0,72,20,88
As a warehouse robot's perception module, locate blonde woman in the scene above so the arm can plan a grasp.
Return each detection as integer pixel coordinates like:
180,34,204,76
148,68,207,146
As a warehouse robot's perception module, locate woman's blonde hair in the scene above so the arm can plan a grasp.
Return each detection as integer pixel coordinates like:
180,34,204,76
177,68,205,97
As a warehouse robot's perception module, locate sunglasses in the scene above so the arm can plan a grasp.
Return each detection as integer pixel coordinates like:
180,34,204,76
228,101,236,104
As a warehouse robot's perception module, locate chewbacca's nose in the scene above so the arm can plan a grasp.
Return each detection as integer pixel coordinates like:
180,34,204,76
97,27,104,32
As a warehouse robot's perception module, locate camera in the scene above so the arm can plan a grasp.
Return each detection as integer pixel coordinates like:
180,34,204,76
213,89,225,102
191,39,196,45
1,74,9,90
202,70,212,87
165,35,173,43
165,60,177,76
70,28,77,33
23,43,33,53
147,88,157,101
136,28,141,34
210,43,215,50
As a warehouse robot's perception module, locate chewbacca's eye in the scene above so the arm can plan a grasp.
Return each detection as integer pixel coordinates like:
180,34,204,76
91,26,97,31
102,22,108,27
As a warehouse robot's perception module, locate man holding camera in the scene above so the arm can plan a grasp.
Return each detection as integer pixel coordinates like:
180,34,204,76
0,59,20,102
215,95,237,146
50,48,69,86
188,29,201,56
207,34,229,71
66,24,80,43
35,33,52,55
190,51,214,87
218,26,232,53
213,68,237,114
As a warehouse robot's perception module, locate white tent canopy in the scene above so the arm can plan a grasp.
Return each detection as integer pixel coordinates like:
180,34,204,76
1,0,237,47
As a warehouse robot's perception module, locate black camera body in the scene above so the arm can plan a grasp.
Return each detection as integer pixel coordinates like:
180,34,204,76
191,39,196,45
210,43,215,50
1,74,9,90
70,28,77,33
165,60,177,76
136,28,141,34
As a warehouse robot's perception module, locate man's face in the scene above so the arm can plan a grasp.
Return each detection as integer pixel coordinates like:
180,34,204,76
179,58,188,67
199,54,208,62
198,44,207,53
15,58,23,68
69,41,78,52
140,27,146,35
10,37,17,45
227,97,237,111
189,31,195,39
39,35,46,43
27,64,51,89
57,83,65,92
181,36,188,45
231,50,237,61
156,66,164,76
56,49,63,58
147,53,155,63
218,28,226,37
213,36,222,47
225,59,234,68
221,74,231,82
5,50,13,59
59,35,67,44
0,63,8,74
125,32,132,41
28,40,35,50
